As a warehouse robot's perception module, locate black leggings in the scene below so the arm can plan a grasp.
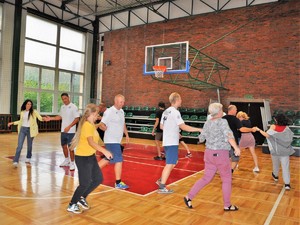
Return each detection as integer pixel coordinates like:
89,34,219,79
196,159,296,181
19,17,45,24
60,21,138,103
70,154,103,204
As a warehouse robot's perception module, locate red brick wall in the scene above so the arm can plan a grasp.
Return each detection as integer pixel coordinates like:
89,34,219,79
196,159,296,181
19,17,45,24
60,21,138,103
101,1,299,113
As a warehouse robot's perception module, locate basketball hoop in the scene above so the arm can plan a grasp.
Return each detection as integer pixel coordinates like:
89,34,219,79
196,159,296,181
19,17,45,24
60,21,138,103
153,65,167,78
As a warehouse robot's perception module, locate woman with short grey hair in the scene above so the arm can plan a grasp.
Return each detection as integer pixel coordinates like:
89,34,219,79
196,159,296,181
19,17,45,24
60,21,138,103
184,102,240,211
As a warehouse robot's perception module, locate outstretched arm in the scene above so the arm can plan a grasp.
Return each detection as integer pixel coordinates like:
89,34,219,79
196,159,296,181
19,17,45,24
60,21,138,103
255,127,270,138
179,123,202,133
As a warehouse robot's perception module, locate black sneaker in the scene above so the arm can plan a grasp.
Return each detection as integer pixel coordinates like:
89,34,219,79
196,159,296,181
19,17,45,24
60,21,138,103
285,184,291,190
272,172,278,182
154,156,163,160
77,197,90,210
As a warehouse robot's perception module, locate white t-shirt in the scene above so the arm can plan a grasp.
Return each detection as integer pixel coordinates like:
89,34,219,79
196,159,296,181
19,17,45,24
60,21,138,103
22,111,30,127
160,106,184,146
59,103,80,133
101,105,125,143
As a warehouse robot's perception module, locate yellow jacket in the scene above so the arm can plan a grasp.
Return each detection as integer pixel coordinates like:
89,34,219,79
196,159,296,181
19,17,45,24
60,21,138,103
12,110,43,137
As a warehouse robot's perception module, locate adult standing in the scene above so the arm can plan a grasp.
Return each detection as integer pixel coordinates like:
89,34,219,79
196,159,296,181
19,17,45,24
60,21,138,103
152,101,165,160
256,114,294,190
223,105,255,172
49,93,80,171
8,99,49,167
98,94,130,189
236,111,259,172
67,104,112,214
157,92,202,193
184,103,240,211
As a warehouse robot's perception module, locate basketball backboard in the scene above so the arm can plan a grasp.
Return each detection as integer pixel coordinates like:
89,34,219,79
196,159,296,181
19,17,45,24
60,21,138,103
143,41,189,75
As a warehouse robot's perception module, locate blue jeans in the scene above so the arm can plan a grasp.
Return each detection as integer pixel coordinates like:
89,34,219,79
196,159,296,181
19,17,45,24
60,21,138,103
13,127,34,163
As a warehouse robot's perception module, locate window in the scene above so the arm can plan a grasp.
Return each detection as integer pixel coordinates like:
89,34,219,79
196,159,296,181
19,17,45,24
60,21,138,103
25,15,57,44
24,15,85,114
24,40,56,67
59,48,85,72
60,27,85,52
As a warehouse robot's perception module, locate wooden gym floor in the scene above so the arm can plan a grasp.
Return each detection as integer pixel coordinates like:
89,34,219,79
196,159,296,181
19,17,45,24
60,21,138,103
0,132,299,225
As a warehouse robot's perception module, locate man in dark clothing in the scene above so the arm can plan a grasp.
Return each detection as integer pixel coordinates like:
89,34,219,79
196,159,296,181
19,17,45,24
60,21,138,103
223,105,256,172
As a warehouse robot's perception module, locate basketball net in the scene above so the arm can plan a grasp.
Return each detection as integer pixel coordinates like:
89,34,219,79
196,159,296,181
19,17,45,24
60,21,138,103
153,65,167,78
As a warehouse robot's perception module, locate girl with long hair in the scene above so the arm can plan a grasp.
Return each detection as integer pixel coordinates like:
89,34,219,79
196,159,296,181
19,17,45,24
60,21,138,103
67,103,112,214
8,99,48,167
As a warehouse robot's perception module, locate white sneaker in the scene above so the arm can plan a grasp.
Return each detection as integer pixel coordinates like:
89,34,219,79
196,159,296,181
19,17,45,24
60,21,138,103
13,162,18,168
157,187,174,194
59,159,70,167
25,158,31,163
253,167,260,172
69,162,75,171
67,203,82,214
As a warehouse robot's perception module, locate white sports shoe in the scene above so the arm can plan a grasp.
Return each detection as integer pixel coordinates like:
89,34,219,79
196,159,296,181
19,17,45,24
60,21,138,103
13,162,18,168
25,158,31,163
67,203,82,214
69,162,75,171
59,159,70,167
253,167,260,172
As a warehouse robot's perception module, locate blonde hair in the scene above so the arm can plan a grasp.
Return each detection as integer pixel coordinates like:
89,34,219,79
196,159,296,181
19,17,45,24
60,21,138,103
236,111,250,120
70,103,99,150
169,92,181,104
114,94,125,102
209,103,223,117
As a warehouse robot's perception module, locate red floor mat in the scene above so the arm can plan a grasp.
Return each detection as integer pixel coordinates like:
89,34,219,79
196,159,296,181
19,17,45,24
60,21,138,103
6,143,204,195
98,143,204,195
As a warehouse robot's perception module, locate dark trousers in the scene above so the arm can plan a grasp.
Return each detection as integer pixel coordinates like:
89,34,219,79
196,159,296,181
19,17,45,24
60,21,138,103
70,154,103,204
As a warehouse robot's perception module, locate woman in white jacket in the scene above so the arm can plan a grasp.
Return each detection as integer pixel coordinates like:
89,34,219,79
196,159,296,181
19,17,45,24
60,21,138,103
8,99,48,167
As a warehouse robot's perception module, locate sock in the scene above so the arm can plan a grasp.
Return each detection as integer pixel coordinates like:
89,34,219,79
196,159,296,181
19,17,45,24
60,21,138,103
116,179,121,184
159,183,165,189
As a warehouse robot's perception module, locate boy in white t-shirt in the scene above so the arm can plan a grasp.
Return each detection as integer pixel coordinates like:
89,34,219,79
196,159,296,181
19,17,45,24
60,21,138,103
156,92,202,194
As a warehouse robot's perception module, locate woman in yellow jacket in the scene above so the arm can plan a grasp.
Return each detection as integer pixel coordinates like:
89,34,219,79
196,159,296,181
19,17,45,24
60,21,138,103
8,99,48,167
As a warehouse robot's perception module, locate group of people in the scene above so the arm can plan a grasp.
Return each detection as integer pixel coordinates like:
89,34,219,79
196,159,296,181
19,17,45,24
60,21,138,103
8,93,81,171
8,92,294,214
183,103,294,211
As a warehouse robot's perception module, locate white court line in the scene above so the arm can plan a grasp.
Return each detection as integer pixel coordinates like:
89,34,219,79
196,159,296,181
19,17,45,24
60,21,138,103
143,170,205,197
0,189,114,200
123,153,194,162
264,186,286,225
124,158,199,173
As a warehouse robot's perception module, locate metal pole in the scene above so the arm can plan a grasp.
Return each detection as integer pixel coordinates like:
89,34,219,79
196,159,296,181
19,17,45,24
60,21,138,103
10,0,22,131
